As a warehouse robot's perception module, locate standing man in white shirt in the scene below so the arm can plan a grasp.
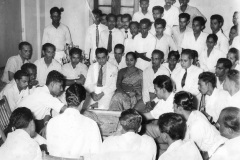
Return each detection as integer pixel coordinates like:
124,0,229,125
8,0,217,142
84,48,118,110
163,0,179,27
132,0,154,22
42,7,72,64
210,14,229,54
1,41,32,83
215,58,232,89
158,113,203,160
85,9,107,64
108,44,127,70
124,21,139,54
121,14,132,39
227,48,240,71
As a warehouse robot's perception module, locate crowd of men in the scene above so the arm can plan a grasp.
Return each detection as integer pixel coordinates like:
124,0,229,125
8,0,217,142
0,0,240,159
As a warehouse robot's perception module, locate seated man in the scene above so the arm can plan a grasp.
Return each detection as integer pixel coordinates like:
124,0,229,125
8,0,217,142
162,51,181,76
47,83,102,159
1,41,32,83
21,63,38,90
163,0,179,27
215,58,232,89
108,44,127,70
124,21,139,53
62,48,88,86
18,70,67,133
158,113,203,160
211,107,240,160
34,43,61,86
0,107,42,160
0,70,29,111
85,48,118,110
99,109,156,160
132,0,154,22
121,14,132,39
227,48,240,71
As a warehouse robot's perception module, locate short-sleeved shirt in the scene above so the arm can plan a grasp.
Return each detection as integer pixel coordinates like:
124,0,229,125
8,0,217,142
62,62,88,79
132,11,154,22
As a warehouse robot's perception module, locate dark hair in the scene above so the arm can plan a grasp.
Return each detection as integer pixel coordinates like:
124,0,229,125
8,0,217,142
42,43,56,52
18,41,32,50
168,51,180,60
158,113,186,140
126,52,138,60
92,9,102,16
21,63,37,73
181,49,193,59
193,16,206,27
153,75,173,92
140,18,151,28
174,91,196,111
228,48,239,60
152,49,164,60
114,44,125,53
191,50,198,59
101,13,107,17
95,47,108,56
119,109,142,132
221,107,240,132
140,0,149,3
152,6,164,14
207,34,218,43
14,70,28,80
210,14,224,25
46,70,65,86
69,48,82,57
226,69,239,86
230,25,238,33
199,72,217,88
50,7,64,15
106,13,116,22
217,58,233,70
179,13,190,22
66,83,86,106
154,18,166,28
116,14,122,19
122,14,132,21
129,21,140,28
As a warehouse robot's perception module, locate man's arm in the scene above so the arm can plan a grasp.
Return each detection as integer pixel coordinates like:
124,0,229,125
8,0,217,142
143,111,155,120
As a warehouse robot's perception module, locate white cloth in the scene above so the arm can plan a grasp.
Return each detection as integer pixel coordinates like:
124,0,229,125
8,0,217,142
47,108,102,158
143,65,170,103
18,85,64,120
133,33,157,71
132,11,154,22
149,24,172,37
163,6,179,27
0,129,42,160
85,23,108,63
150,93,174,119
155,34,177,61
0,80,29,111
99,132,156,160
184,110,227,155
227,90,240,108
162,63,182,76
199,47,226,73
215,31,229,54
230,35,240,51
159,140,203,160
216,78,224,89
1,54,29,83
62,62,88,80
121,28,132,39
181,31,208,55
84,62,118,109
210,136,240,160
124,37,136,54
205,88,230,122
34,58,61,86
171,65,203,96
108,58,127,70
234,63,240,72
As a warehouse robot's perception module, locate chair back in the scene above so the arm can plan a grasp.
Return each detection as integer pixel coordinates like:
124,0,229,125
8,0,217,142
0,96,12,135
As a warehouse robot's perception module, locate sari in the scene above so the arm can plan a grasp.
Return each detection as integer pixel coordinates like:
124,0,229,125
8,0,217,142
109,67,143,111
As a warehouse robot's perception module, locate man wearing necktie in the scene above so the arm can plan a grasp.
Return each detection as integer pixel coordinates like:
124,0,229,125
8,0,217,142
121,14,132,39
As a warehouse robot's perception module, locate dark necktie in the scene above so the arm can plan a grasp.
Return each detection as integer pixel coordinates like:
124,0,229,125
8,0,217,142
107,30,112,53
96,25,99,47
125,30,128,39
97,65,103,87
199,94,206,112
181,69,187,87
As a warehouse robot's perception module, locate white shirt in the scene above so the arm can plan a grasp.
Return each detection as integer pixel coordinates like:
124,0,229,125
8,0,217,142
216,78,224,89
85,23,108,63
124,37,136,54
100,132,156,160
0,129,42,160
108,58,127,70
181,31,208,55
199,47,226,72
34,58,61,86
18,85,64,120
227,90,240,108
150,93,174,119
155,34,177,61
143,65,170,103
205,88,230,122
47,108,102,158
0,80,29,111
1,54,29,83
234,63,240,72
171,65,203,96
230,35,240,51
132,11,154,22
184,110,227,155
215,31,229,54
163,6,179,27
62,62,88,80
133,33,157,71
149,24,172,36
159,140,203,160
121,28,132,39
162,63,182,76
210,136,240,160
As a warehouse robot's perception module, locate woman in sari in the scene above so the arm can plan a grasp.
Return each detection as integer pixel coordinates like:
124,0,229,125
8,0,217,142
109,52,143,111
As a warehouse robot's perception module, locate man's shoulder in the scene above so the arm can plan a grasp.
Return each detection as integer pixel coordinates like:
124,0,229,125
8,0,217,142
190,65,203,73
107,62,118,70
34,58,44,65
52,59,61,67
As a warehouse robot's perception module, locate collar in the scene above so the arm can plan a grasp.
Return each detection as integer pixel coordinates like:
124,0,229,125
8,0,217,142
64,108,81,116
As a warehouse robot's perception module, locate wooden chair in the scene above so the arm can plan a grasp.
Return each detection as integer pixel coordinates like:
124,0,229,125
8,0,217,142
0,95,12,142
